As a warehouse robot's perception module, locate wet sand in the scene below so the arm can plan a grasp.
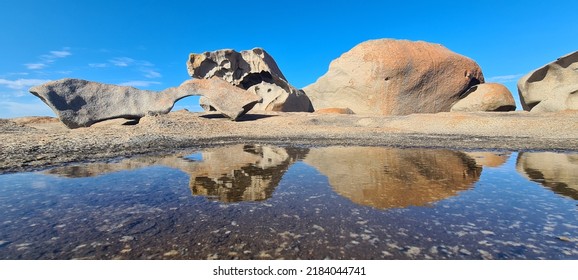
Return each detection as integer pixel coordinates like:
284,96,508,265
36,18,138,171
1,110,577,173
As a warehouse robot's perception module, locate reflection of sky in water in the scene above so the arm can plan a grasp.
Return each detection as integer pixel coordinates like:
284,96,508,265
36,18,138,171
0,146,576,260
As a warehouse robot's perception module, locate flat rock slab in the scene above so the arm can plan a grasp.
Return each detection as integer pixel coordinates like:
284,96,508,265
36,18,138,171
30,78,261,128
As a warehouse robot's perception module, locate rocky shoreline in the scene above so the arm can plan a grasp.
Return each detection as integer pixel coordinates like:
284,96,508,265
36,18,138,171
4,39,577,174
1,110,577,174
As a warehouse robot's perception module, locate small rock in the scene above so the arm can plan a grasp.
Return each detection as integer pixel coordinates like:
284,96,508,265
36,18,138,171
163,250,179,257
478,250,493,260
557,236,577,242
382,251,393,257
459,248,472,256
120,236,135,242
312,225,325,232
405,247,421,258
451,83,516,112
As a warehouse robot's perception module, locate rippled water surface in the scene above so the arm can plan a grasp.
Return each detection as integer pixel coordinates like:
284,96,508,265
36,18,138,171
0,145,577,259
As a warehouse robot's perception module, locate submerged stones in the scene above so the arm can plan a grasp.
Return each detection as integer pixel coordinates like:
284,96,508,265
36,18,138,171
30,78,260,128
303,39,485,115
518,51,578,112
187,48,313,112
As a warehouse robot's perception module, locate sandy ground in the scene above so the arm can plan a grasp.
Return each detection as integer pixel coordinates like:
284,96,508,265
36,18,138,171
1,110,577,173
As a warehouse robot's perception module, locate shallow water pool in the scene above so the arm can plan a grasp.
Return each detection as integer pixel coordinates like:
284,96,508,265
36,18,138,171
0,145,577,259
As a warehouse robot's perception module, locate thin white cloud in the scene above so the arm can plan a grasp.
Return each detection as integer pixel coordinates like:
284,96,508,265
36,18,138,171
88,63,107,68
25,63,47,70
109,57,135,67
486,74,524,83
25,48,72,70
0,78,50,90
50,50,72,58
142,69,161,78
118,81,161,87
105,57,161,79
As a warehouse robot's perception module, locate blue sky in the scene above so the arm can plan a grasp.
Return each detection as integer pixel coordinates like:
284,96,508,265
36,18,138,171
1,0,577,118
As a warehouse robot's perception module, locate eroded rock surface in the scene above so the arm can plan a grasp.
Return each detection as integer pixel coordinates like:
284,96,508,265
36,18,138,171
303,39,484,115
187,48,313,112
518,51,578,112
29,78,260,128
451,83,516,112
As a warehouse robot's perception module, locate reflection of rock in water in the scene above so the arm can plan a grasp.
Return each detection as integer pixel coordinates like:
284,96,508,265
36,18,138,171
44,156,196,178
44,144,309,202
516,152,578,200
304,147,481,209
465,152,510,167
190,145,308,202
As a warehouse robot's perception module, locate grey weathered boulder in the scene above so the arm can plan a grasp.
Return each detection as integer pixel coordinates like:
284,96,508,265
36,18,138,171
451,83,516,112
303,39,485,115
30,77,261,128
518,51,578,112
187,48,313,112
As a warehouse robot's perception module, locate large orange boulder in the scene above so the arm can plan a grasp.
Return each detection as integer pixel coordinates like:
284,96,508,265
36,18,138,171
303,39,485,115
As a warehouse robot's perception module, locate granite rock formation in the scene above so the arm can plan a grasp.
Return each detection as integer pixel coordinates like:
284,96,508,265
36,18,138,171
304,147,481,209
303,39,484,115
518,51,578,112
187,48,313,112
451,83,516,112
29,77,261,128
